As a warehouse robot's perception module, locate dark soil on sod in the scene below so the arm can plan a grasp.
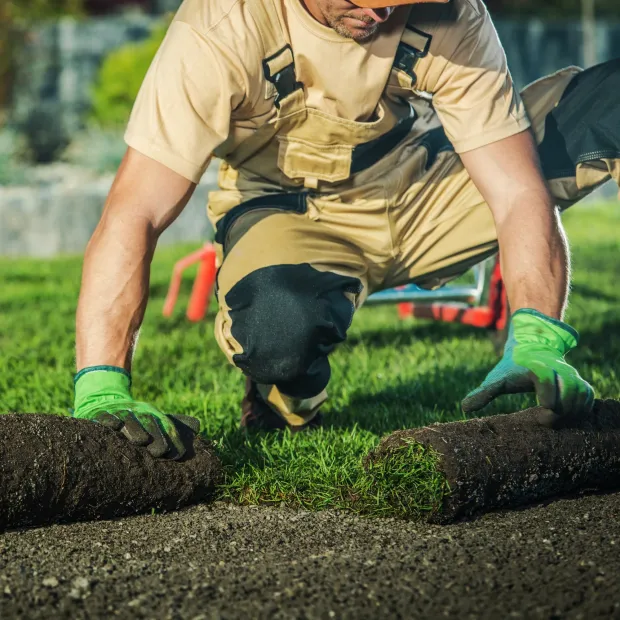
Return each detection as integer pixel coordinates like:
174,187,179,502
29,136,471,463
2,404,620,618
368,399,620,523
4,400,620,530
1,494,619,619
0,415,222,531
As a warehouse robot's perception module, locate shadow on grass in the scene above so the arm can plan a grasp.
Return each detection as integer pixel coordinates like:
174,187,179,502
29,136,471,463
200,305,620,516
577,311,620,347
570,283,619,304
346,318,485,350
336,311,620,437
569,313,620,397
327,374,533,437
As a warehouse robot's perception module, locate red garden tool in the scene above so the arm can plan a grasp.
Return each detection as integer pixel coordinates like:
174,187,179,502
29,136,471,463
392,258,508,332
163,244,508,348
163,243,218,322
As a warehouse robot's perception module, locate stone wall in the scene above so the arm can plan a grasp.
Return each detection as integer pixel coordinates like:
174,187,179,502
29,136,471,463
1,161,616,258
10,16,620,136
2,15,619,257
0,163,217,258
10,14,157,136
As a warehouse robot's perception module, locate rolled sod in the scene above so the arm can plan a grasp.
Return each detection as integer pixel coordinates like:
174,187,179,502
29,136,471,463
0,414,223,531
365,399,620,524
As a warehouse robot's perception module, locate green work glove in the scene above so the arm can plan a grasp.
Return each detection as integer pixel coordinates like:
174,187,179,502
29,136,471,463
462,309,594,418
73,367,201,460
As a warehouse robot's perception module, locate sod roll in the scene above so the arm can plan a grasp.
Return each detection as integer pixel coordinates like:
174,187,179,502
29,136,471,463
0,414,223,531
366,399,620,524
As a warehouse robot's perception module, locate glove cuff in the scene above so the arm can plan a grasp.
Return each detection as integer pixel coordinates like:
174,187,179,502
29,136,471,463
511,309,579,352
74,365,131,386
74,366,132,413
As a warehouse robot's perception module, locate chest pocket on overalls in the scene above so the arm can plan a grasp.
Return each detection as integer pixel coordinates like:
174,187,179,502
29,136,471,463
264,42,424,189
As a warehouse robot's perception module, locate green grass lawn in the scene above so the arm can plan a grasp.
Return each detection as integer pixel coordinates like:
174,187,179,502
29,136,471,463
1,203,619,518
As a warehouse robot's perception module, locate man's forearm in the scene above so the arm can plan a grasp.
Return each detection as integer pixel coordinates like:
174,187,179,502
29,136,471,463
460,130,572,321
496,188,570,320
75,148,196,373
76,214,157,372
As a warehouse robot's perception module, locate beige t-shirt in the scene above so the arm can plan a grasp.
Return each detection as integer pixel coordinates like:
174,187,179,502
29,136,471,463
125,0,530,184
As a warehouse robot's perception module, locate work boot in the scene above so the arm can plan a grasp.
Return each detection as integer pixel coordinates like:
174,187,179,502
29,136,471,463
240,378,323,433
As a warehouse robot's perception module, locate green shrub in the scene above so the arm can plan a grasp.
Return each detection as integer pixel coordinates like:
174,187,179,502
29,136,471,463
90,23,168,129
1,1,84,110
18,102,70,164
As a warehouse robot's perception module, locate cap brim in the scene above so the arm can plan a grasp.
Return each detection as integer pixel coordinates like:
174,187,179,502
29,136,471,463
354,0,449,8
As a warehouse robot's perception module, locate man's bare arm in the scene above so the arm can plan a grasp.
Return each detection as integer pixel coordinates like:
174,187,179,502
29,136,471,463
460,129,593,418
76,147,196,372
460,129,570,320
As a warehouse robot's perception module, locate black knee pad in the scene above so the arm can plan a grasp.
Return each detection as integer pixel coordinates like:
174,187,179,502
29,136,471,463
225,264,363,398
539,58,620,180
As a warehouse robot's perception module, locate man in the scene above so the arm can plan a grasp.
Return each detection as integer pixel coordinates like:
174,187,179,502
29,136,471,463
73,0,620,459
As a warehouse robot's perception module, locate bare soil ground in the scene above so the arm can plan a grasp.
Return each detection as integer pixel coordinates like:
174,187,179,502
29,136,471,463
1,493,619,620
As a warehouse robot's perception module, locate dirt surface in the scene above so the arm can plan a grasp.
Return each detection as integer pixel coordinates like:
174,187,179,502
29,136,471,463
0,415,222,530
1,494,619,620
369,399,620,523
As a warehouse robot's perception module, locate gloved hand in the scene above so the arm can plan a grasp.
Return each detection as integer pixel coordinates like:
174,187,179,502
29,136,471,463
462,309,594,418
73,367,201,460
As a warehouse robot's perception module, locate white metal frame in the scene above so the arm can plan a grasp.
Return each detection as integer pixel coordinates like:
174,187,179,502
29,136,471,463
365,258,492,307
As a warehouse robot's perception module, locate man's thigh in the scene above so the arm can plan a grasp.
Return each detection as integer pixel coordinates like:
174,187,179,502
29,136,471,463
386,60,620,291
213,209,369,424
387,152,497,291
215,210,368,384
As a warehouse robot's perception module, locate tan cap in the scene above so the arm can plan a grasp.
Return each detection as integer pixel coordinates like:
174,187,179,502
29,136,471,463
354,0,449,9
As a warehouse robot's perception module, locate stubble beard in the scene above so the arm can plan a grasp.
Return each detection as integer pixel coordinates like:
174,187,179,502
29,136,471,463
326,12,379,41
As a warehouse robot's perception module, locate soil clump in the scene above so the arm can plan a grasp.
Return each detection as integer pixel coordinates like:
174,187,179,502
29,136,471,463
0,414,223,531
367,399,620,523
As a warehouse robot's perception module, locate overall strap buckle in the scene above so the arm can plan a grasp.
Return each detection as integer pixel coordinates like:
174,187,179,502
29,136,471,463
394,26,433,83
263,44,304,109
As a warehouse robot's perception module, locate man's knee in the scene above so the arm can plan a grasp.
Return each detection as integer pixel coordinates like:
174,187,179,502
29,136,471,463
224,264,362,396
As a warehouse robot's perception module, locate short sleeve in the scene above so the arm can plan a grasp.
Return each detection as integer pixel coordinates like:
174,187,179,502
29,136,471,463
417,0,531,153
124,20,245,183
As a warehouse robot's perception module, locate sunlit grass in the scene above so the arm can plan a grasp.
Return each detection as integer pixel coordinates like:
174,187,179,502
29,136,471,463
1,202,618,517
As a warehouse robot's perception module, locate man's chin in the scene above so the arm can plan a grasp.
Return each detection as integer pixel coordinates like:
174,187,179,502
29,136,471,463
348,26,377,41
333,22,378,41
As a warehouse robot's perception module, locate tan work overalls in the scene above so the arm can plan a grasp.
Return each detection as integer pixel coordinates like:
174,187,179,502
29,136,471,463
210,0,620,426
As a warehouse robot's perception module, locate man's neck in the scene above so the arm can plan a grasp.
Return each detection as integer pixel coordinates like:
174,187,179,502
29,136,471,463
299,0,329,27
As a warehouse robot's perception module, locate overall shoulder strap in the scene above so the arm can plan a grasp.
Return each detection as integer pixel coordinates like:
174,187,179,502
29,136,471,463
246,0,303,108
246,0,288,59
225,0,304,168
394,25,433,85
